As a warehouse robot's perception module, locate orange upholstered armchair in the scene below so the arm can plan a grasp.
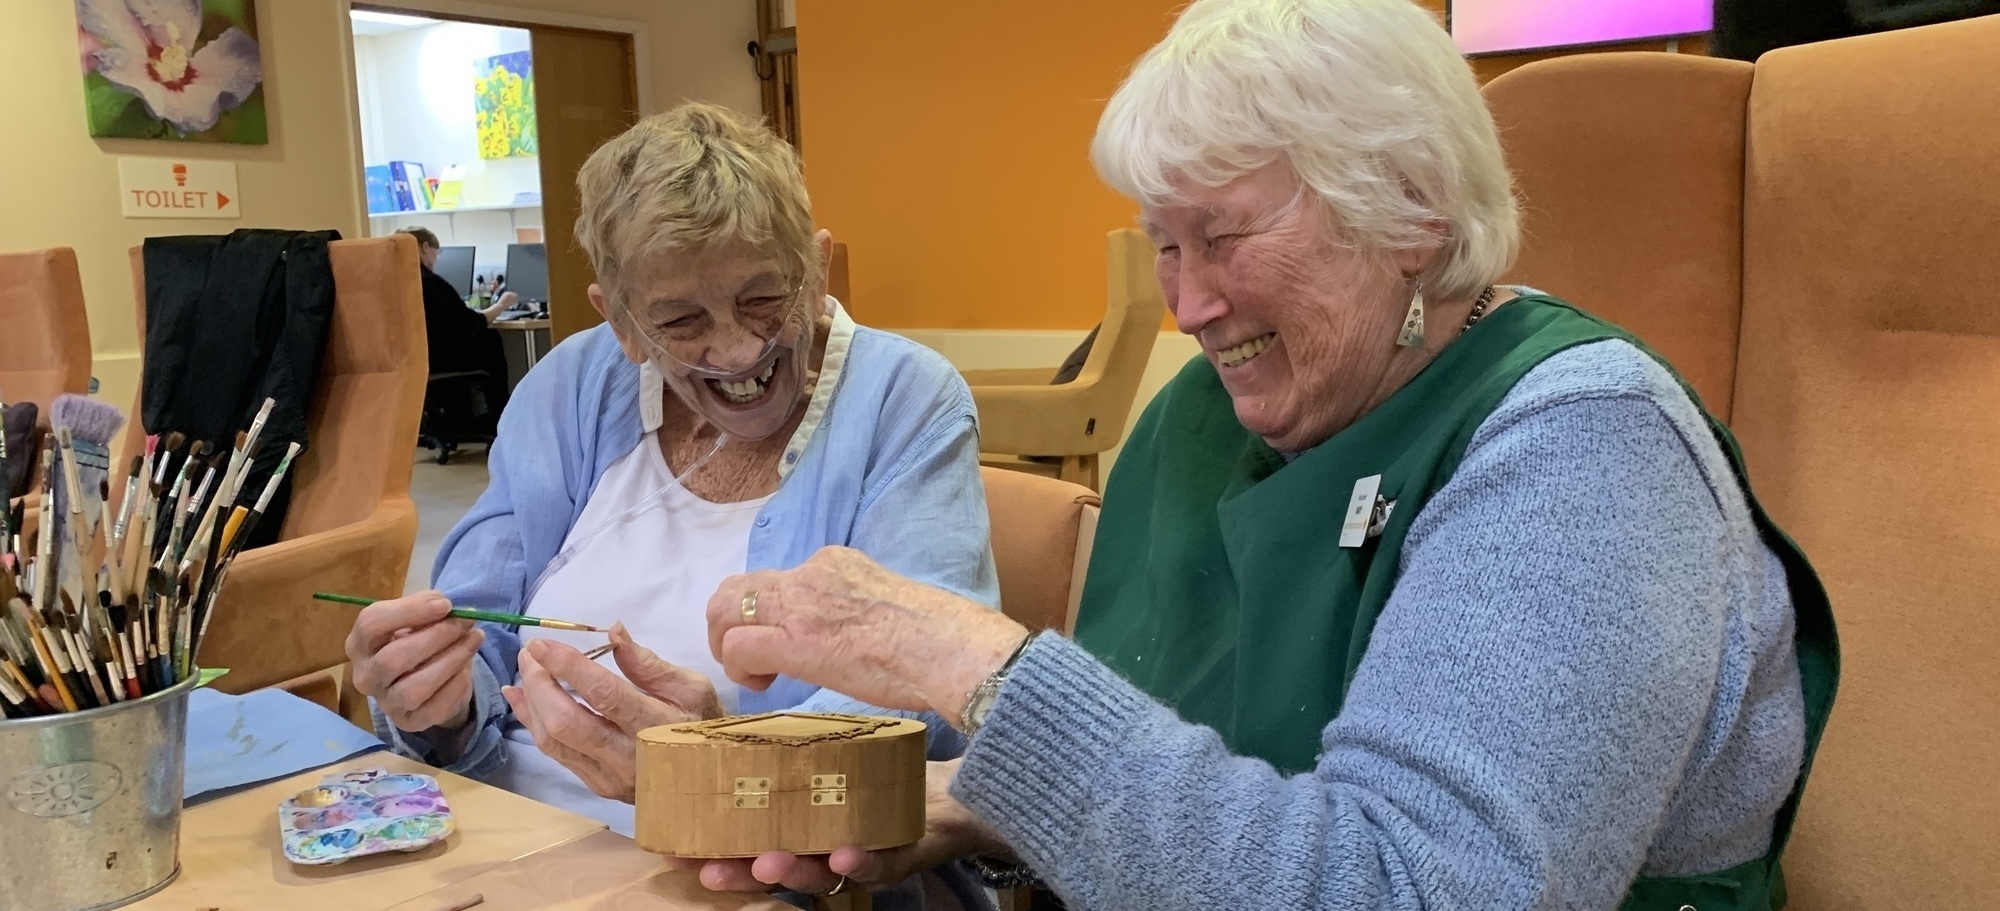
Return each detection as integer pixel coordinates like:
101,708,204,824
119,235,427,717
0,246,92,413
965,229,1164,491
1485,16,2000,908
982,467,1099,635
1,247,93,536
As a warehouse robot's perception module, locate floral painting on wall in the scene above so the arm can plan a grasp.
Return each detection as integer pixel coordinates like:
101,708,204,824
75,0,267,143
475,51,538,159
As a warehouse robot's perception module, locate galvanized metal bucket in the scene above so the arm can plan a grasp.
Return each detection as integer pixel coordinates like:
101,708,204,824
0,673,197,911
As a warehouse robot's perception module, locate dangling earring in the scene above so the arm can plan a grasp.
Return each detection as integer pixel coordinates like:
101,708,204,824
1396,289,1426,348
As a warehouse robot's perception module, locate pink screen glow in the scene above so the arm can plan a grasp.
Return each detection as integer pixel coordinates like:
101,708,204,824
1450,0,1712,55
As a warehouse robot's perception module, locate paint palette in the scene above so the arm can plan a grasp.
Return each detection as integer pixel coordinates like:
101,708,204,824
279,768,456,865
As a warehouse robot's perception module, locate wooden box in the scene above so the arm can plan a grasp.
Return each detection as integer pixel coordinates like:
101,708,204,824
633,712,927,858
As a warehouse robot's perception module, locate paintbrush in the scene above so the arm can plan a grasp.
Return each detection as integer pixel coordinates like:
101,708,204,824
0,396,11,555
7,597,59,697
103,594,137,700
60,601,107,709
184,442,303,664
0,671,30,718
53,429,91,611
150,439,198,568
309,592,608,632
110,455,144,574
50,395,124,539
34,442,60,611
219,398,275,508
86,588,121,694
164,446,218,568
28,611,79,713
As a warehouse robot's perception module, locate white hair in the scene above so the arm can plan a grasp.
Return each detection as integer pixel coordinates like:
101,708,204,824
1092,0,1518,302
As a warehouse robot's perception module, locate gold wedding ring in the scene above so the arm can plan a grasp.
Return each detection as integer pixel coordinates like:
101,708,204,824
741,590,760,626
826,875,849,896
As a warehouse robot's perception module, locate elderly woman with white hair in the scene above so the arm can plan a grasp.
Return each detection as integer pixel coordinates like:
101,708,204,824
681,1,1839,909
341,102,996,909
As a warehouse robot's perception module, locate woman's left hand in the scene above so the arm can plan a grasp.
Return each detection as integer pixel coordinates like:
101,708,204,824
671,759,1008,895
706,546,1029,723
501,624,724,802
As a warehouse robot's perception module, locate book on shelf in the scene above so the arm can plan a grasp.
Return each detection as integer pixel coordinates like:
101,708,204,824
364,165,396,214
431,164,466,209
389,160,428,211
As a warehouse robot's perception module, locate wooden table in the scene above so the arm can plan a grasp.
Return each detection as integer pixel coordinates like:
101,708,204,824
129,753,792,911
383,831,790,911
494,318,551,367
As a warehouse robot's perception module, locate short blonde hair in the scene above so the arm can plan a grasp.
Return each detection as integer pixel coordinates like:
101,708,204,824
575,102,816,310
1092,0,1518,302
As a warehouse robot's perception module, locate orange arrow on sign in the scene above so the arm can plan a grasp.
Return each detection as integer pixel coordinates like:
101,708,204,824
216,191,231,209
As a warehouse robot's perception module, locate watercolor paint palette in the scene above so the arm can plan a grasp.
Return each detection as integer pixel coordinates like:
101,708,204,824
279,768,456,865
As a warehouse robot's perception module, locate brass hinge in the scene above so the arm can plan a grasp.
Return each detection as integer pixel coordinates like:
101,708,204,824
733,777,771,809
810,773,847,806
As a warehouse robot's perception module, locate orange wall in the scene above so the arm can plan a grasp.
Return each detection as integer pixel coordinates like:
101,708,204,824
796,0,1180,330
797,0,1708,330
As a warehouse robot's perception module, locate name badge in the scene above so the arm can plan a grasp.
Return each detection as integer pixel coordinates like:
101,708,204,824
1340,474,1382,548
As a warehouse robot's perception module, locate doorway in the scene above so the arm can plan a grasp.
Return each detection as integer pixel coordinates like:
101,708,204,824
347,3,642,348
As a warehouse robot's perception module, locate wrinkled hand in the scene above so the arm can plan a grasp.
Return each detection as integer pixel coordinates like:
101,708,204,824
671,759,1006,895
345,591,483,733
501,624,724,802
707,546,1027,721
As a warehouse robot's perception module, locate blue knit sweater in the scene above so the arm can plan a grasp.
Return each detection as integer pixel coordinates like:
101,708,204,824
953,339,1807,910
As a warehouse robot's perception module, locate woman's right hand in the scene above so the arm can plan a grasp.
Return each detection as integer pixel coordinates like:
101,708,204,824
344,591,485,733
673,759,1007,895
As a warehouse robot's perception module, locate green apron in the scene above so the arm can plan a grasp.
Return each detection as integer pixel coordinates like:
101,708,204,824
1072,297,1837,911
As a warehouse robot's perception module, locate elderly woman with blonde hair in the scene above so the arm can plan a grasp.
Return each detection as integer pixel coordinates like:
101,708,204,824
341,103,997,909
683,1,1839,909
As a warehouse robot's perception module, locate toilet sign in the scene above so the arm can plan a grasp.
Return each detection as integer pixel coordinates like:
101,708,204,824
117,158,241,219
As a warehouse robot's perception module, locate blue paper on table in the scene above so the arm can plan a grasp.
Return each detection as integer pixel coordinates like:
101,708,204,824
184,687,387,804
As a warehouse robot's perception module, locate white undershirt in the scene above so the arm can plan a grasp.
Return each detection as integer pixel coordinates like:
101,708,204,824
490,429,770,834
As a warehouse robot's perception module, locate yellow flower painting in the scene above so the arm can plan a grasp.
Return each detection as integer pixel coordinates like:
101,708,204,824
475,51,537,159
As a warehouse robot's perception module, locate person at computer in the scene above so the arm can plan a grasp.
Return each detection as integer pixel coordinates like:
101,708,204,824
400,226,513,431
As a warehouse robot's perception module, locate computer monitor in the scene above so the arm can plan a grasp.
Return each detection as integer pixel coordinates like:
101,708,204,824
432,246,476,300
504,243,548,307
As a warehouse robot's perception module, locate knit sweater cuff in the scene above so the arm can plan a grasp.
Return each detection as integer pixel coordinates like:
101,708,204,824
950,633,1153,872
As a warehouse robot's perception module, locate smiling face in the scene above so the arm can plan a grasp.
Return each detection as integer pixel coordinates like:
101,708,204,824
1143,162,1429,453
592,238,824,441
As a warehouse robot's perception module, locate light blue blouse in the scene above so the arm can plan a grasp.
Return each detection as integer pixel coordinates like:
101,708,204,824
377,299,995,771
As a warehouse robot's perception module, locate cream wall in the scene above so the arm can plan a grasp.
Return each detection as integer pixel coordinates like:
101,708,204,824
0,0,758,436
1,0,367,424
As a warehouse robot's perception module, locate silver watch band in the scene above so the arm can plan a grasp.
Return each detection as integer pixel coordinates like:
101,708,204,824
961,631,1038,735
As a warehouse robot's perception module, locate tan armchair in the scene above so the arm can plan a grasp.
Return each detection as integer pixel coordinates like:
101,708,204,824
982,466,1100,635
0,246,92,413
965,229,1164,491
828,241,851,313
119,236,427,722
1484,16,2000,907
1,247,93,536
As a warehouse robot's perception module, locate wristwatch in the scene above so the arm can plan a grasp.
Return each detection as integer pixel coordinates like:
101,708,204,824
960,631,1037,736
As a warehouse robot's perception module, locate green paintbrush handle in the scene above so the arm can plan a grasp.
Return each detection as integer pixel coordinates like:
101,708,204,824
311,592,603,632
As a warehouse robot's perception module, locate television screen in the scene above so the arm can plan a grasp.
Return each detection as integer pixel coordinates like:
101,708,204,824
1450,0,1712,56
